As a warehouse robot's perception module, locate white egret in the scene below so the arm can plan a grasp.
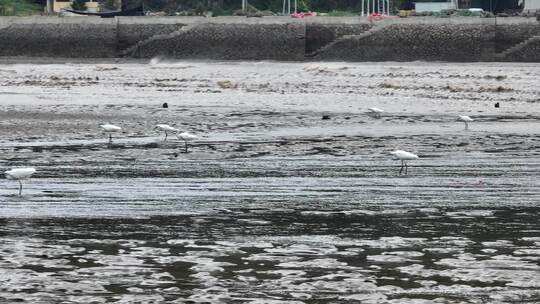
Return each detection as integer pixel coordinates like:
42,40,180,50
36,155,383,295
177,131,198,153
100,123,122,144
5,167,36,196
390,150,419,175
155,124,179,141
457,115,473,130
367,107,384,118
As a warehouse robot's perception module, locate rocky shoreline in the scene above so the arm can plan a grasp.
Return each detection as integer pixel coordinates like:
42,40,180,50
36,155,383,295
0,16,539,61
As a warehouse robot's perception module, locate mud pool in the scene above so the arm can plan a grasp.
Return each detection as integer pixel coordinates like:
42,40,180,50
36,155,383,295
0,60,539,303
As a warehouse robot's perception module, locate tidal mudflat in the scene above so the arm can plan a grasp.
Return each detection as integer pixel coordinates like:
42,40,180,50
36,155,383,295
0,60,539,303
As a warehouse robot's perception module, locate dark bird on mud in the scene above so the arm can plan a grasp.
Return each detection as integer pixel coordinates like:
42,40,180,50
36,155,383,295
390,150,419,175
494,102,500,108
162,102,168,108
5,167,36,196
100,123,122,145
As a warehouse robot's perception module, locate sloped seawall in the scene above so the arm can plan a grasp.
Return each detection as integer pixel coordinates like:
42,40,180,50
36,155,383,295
0,17,117,58
0,16,538,61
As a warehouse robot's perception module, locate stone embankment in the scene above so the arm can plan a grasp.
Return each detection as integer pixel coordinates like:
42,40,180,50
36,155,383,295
0,16,538,61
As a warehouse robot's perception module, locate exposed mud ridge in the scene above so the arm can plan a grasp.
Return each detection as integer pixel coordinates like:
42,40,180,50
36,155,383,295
0,60,539,303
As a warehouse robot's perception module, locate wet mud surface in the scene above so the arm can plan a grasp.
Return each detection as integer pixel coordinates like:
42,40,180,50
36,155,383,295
0,60,539,303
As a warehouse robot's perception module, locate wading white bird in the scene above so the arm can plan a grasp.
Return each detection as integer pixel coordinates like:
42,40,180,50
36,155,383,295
155,124,179,141
100,123,122,144
5,167,36,196
390,150,419,175
457,115,474,130
177,131,198,153
367,107,384,118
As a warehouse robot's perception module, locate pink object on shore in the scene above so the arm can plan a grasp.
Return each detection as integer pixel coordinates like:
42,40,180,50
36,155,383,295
291,11,317,18
368,13,400,22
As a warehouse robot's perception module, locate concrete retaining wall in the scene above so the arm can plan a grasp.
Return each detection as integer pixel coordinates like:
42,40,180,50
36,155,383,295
314,23,496,61
504,38,540,61
0,17,117,58
117,20,188,52
129,23,306,60
0,16,538,61
305,23,372,54
495,21,540,53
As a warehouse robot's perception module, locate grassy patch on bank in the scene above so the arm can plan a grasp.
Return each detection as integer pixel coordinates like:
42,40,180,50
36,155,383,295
325,10,358,16
0,0,40,15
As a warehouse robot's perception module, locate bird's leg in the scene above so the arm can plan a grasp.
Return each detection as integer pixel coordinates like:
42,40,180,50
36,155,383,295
405,161,408,175
108,133,112,144
399,160,404,175
465,122,469,130
18,181,22,196
184,140,188,153
164,132,168,141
